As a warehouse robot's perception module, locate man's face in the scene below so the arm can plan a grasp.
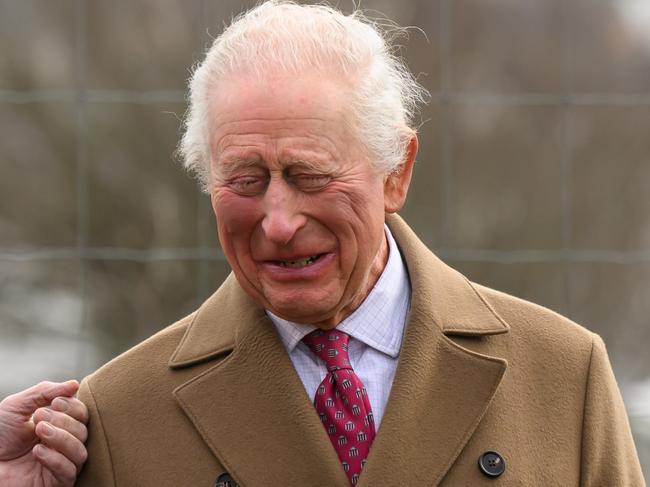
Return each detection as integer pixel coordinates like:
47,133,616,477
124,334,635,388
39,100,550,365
208,74,413,328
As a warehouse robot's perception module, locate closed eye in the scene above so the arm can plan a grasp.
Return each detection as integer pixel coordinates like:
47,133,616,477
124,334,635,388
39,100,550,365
228,176,269,196
289,174,332,191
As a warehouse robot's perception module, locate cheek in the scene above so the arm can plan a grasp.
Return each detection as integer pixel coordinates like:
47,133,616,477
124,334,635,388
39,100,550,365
213,192,262,235
327,173,384,208
316,189,384,263
319,183,385,234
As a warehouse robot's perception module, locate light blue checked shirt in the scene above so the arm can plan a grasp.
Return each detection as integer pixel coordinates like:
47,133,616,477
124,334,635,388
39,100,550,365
267,226,411,429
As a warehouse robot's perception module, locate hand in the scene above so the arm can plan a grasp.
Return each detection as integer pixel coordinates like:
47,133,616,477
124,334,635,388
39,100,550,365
0,380,89,486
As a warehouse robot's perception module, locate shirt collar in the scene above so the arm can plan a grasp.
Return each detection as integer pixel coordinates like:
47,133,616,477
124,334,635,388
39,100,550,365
268,225,411,359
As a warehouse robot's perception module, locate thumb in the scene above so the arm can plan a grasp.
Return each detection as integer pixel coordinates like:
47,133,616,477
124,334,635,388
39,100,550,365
1,380,80,419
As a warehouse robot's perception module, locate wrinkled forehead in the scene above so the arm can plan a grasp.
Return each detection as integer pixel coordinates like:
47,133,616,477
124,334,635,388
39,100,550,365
211,70,355,122
206,73,362,149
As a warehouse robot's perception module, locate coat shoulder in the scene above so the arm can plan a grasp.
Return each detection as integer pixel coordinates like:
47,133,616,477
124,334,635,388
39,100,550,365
473,282,597,360
81,311,197,401
81,275,250,403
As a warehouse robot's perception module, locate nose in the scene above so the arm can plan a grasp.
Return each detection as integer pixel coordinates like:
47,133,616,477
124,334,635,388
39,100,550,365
261,176,307,245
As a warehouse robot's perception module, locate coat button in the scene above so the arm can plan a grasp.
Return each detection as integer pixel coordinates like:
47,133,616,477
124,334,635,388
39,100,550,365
478,451,506,478
214,473,238,487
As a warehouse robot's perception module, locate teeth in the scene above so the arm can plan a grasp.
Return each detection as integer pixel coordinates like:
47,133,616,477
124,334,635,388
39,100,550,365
279,255,318,268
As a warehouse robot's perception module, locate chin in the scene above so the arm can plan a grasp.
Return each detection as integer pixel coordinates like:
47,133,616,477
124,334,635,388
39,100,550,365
267,299,338,325
269,305,326,323
261,284,338,315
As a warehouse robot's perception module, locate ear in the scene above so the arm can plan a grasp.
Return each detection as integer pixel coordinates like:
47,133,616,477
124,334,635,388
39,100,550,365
384,133,418,213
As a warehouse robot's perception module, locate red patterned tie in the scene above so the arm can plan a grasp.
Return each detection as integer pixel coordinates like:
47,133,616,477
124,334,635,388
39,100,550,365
303,329,376,485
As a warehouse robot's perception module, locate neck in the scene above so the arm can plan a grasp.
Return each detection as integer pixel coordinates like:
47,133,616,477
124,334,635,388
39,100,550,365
313,232,390,330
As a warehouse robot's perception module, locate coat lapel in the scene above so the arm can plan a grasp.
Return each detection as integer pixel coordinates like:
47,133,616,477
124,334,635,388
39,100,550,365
357,310,507,486
356,216,508,486
170,275,349,486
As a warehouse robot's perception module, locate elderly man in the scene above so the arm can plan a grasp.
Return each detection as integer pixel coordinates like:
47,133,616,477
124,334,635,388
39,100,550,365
2,1,644,486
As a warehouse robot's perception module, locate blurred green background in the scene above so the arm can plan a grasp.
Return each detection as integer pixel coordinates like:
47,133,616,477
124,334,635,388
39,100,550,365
1,0,648,477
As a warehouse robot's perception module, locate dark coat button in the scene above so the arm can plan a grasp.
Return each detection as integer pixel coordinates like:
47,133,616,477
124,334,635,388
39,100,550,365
215,473,239,487
478,451,506,478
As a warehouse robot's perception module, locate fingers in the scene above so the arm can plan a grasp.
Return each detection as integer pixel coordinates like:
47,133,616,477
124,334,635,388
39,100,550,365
33,407,88,443
33,443,77,485
1,380,80,418
51,396,89,424
34,421,88,473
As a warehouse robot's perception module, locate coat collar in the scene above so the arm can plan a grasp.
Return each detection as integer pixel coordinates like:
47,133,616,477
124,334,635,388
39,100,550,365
170,214,509,486
386,213,509,337
168,272,247,368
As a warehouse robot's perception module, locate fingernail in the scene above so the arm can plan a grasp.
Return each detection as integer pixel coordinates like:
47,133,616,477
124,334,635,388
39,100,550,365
52,397,69,412
41,422,54,437
34,444,46,457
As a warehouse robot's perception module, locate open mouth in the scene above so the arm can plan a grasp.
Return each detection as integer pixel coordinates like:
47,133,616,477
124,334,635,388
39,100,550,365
275,254,325,269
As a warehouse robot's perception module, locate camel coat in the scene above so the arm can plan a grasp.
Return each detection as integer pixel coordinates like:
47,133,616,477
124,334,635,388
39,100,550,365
76,215,645,486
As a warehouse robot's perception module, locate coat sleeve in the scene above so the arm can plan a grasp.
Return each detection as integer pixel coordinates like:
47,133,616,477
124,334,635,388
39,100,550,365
580,333,646,486
75,377,116,487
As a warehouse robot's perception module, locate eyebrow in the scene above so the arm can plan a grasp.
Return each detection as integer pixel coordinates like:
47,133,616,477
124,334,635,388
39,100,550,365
281,148,339,173
284,158,332,173
215,157,263,177
218,156,337,175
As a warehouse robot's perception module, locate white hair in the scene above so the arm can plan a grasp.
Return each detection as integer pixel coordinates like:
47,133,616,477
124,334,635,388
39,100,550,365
179,0,429,192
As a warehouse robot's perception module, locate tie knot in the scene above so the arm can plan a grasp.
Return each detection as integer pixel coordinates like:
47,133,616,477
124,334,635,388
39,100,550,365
303,329,352,372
